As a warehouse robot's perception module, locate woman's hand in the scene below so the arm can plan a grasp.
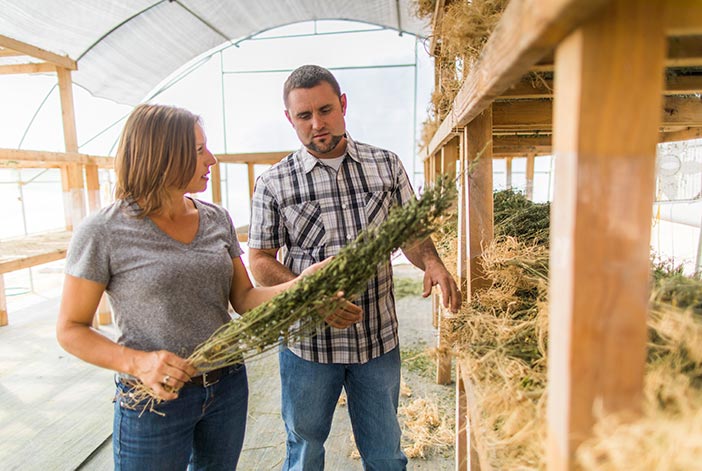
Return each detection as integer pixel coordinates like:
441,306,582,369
129,350,198,401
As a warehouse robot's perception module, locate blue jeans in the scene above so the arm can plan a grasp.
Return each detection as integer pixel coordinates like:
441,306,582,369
279,346,407,471
113,364,248,470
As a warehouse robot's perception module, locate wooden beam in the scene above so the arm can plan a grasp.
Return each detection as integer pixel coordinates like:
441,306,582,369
0,47,24,57
466,108,494,298
0,148,112,167
216,151,290,165
492,96,702,133
429,0,447,56
0,62,56,75
493,134,552,156
659,126,702,142
547,0,666,468
525,153,535,200
0,275,6,327
505,157,513,189
210,162,222,205
0,35,76,70
667,0,702,35
501,71,702,99
56,67,85,230
426,0,610,156
436,137,459,386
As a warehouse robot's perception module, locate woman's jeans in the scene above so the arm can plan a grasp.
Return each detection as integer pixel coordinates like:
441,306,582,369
113,364,248,470
279,346,407,471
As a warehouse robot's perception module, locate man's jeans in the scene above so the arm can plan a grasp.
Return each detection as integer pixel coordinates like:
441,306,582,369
279,346,407,471
113,364,248,470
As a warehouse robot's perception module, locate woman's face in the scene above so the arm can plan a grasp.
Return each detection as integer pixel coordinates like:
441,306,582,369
185,124,217,194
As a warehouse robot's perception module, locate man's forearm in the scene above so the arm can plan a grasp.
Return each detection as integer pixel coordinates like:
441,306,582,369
401,238,443,271
249,249,297,286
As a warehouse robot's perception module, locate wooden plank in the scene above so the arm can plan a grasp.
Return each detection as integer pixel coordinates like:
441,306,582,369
56,67,85,230
247,163,256,200
546,0,666,468
0,275,6,326
660,126,702,142
505,157,513,189
501,70,702,99
210,161,222,205
466,108,494,298
525,154,535,200
0,148,112,166
84,163,101,213
436,137,459,386
216,151,290,165
493,96,702,133
667,0,702,35
0,62,56,75
456,364,468,471
494,134,552,156
425,0,610,156
0,34,76,69
0,231,72,274
458,360,494,471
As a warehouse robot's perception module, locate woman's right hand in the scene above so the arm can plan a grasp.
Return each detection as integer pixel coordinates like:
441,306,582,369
130,350,198,401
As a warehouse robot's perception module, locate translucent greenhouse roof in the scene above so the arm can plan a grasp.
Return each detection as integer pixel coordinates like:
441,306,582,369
0,0,429,105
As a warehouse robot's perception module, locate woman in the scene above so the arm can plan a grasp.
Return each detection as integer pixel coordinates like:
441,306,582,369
56,103,360,470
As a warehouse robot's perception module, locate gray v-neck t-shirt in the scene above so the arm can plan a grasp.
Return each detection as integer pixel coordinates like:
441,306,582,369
65,198,243,358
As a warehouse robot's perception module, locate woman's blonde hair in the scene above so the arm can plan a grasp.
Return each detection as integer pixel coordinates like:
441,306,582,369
115,103,201,217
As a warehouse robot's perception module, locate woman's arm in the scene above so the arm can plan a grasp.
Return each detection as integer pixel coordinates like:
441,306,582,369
56,275,197,400
229,257,362,328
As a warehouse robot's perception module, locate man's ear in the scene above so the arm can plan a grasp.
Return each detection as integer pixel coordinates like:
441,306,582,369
284,109,293,125
340,94,347,115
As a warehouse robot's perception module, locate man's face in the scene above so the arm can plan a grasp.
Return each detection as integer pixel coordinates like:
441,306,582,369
285,81,347,159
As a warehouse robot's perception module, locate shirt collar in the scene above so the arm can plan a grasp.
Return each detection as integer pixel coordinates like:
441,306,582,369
299,133,361,174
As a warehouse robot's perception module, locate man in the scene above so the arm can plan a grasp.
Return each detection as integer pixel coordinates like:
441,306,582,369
248,64,461,470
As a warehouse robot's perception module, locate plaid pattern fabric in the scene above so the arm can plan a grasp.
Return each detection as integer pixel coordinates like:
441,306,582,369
249,137,415,364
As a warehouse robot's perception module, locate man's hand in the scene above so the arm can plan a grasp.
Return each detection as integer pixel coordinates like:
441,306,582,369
324,291,363,329
422,262,462,313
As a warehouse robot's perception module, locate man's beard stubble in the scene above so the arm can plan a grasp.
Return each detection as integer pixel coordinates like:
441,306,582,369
305,133,344,156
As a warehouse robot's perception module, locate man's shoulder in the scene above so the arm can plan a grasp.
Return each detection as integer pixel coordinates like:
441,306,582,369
260,151,301,179
349,139,399,163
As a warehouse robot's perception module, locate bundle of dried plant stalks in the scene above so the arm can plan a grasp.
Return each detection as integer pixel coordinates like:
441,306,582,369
124,175,457,412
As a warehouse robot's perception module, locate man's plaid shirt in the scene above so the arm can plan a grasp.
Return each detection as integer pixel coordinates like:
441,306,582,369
248,137,415,364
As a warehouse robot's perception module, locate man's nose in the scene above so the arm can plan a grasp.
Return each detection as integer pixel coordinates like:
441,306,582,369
311,113,323,130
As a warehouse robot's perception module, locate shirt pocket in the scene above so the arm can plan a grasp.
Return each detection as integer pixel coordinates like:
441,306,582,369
363,191,393,230
281,201,326,249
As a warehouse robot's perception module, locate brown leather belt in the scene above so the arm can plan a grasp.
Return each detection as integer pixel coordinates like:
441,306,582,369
187,364,243,387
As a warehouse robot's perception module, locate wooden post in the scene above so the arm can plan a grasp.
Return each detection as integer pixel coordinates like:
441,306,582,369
84,163,101,213
247,163,255,201
436,137,459,385
211,161,222,205
547,0,666,468
56,66,85,229
466,108,494,297
0,275,6,327
505,156,513,190
525,153,535,200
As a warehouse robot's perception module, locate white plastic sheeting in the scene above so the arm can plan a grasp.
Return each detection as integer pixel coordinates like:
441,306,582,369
0,0,428,105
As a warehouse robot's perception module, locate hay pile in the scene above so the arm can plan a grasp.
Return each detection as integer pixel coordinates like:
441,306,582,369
576,267,702,470
413,0,509,148
440,188,702,469
443,190,550,469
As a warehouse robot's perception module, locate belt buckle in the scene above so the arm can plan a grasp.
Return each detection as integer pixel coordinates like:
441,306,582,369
201,370,219,387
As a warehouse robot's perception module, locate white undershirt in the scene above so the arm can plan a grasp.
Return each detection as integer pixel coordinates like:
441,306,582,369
317,155,346,171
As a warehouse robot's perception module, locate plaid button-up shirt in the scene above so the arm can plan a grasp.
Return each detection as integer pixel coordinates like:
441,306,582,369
248,137,415,364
